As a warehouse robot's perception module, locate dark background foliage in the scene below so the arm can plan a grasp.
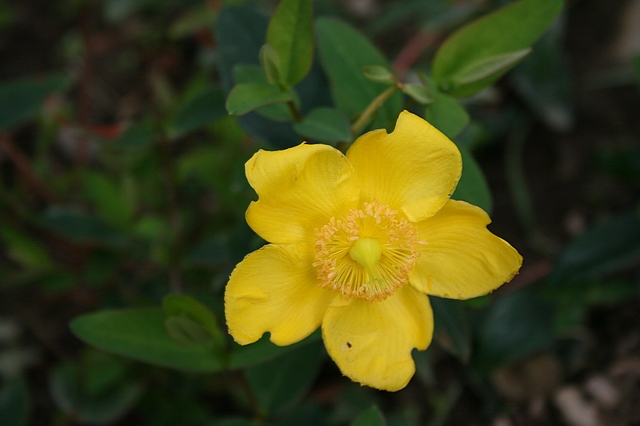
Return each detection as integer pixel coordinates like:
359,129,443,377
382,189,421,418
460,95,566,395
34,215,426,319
0,0,639,425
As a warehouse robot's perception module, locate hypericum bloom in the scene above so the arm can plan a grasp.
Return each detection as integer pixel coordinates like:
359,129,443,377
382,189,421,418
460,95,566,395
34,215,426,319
225,111,522,391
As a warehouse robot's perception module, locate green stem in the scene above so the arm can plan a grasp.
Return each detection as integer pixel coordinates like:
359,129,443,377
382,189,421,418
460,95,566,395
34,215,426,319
351,85,399,136
287,100,302,122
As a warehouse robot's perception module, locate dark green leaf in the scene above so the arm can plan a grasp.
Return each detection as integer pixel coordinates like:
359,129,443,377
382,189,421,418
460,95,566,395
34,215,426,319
266,0,314,87
451,146,493,214
216,5,298,145
214,419,255,426
225,83,294,116
431,297,471,363
185,237,230,268
70,308,225,372
41,208,126,247
351,405,386,426
0,377,30,426
549,212,640,285
432,0,563,97
229,331,321,370
168,4,217,39
108,120,157,150
49,353,143,425
0,224,53,269
164,317,214,347
216,6,269,92
82,171,134,230
474,288,554,371
246,340,325,415
425,91,470,138
596,145,640,188
0,74,67,131
170,86,227,137
162,294,226,350
217,6,331,148
316,17,403,130
512,20,573,131
275,402,327,426
293,107,351,142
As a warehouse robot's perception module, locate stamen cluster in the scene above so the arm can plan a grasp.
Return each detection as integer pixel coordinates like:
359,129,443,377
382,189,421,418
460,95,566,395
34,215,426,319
314,201,423,301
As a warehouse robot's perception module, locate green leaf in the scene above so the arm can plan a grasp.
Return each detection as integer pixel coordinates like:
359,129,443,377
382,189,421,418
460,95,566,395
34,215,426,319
293,107,351,142
425,91,470,138
164,317,214,347
168,4,218,39
549,212,640,285
50,353,143,425
162,294,226,350
266,0,314,87
432,0,563,97
259,43,282,86
362,65,396,85
70,308,225,372
0,225,53,269
246,340,325,416
275,402,327,426
217,6,330,148
401,83,433,105
233,64,294,122
451,146,493,214
229,331,321,370
474,288,554,371
316,17,403,130
82,171,134,230
450,48,531,86
431,297,471,363
41,208,126,247
233,64,270,85
170,86,227,137
512,21,573,131
185,237,230,268
225,83,294,116
0,74,67,131
0,377,30,426
351,405,386,426
108,120,157,150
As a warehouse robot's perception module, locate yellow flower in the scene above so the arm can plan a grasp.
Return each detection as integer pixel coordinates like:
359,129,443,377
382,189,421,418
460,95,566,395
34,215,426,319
225,110,522,391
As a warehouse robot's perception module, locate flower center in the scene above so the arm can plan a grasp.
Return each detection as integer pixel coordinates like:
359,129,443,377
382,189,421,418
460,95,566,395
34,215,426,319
313,201,423,301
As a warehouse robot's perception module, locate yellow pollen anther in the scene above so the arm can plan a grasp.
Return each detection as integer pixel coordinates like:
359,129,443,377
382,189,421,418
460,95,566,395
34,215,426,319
313,201,423,302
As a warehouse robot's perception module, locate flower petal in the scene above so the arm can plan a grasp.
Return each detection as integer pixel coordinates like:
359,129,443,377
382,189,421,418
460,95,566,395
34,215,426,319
246,143,359,245
322,286,433,391
225,244,335,346
346,110,461,222
410,200,523,299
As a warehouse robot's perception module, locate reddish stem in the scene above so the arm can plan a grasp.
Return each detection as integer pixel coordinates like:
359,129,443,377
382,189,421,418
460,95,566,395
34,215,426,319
0,134,57,203
392,31,440,78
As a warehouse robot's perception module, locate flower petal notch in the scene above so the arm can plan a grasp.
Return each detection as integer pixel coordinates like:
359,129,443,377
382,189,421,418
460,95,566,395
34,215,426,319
224,110,522,391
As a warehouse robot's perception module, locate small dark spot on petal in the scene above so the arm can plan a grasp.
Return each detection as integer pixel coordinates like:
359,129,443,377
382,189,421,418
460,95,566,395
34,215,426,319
347,342,352,348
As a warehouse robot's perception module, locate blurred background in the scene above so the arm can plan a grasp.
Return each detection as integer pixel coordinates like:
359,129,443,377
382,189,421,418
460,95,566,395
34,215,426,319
0,0,639,425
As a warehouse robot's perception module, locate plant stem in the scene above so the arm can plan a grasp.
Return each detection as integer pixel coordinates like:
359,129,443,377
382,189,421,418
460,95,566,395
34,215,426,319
287,99,302,122
351,85,399,136
0,134,57,203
